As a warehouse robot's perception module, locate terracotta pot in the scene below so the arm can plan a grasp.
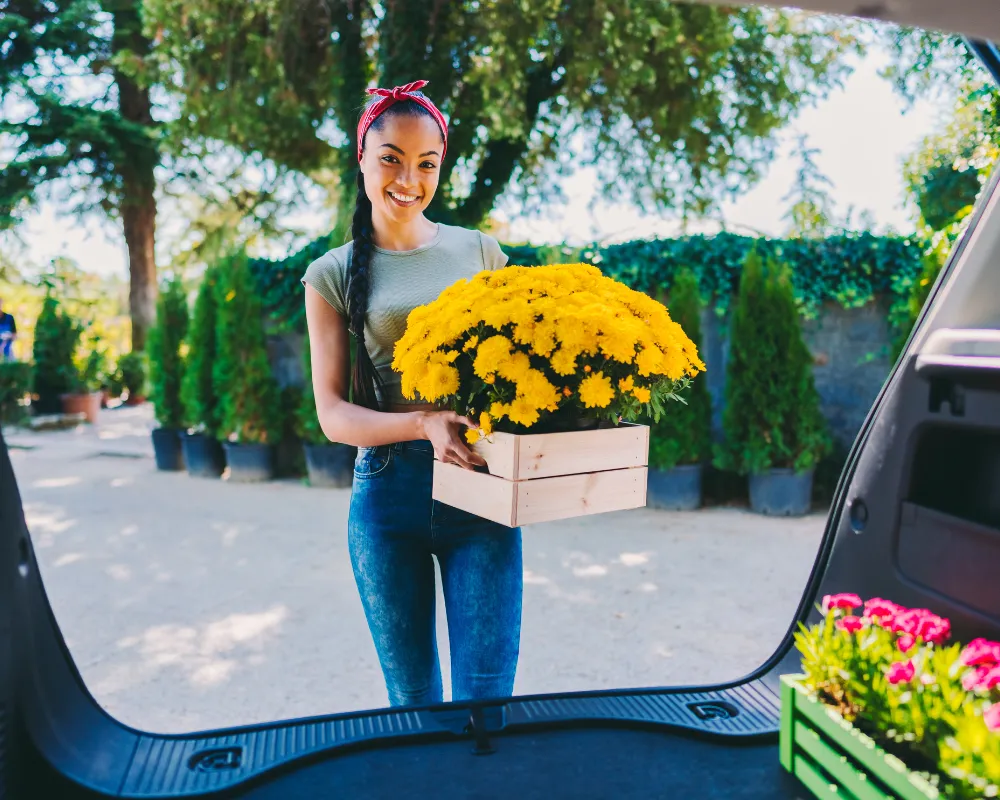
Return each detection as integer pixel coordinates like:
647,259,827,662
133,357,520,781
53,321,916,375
60,392,102,424
123,394,146,407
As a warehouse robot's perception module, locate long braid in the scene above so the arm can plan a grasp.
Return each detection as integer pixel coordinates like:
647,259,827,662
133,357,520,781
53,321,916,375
347,169,385,410
349,90,442,410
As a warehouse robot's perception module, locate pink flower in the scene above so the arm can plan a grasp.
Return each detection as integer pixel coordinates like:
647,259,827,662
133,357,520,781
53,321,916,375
822,593,862,613
985,704,1000,733
836,616,866,634
897,633,916,653
978,666,1000,692
864,597,900,622
963,667,991,692
889,609,922,635
916,613,951,645
887,609,951,644
959,638,1000,667
887,660,916,685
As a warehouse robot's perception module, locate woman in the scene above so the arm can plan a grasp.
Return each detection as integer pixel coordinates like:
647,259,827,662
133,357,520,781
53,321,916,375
302,80,522,708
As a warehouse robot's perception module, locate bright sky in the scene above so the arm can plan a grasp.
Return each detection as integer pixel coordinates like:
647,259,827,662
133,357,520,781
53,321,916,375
8,45,951,277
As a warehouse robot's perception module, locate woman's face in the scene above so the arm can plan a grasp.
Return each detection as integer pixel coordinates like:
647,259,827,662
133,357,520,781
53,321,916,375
361,113,444,225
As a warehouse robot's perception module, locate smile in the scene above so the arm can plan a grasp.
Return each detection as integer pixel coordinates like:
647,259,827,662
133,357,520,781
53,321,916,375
388,191,421,207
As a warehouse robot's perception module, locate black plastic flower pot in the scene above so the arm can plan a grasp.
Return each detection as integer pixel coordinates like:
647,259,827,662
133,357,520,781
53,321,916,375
150,428,184,472
647,463,703,511
180,433,226,479
222,442,276,483
303,443,356,488
749,468,814,516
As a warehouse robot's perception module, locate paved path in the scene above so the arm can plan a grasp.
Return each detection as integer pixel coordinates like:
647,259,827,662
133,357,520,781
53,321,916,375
4,406,825,734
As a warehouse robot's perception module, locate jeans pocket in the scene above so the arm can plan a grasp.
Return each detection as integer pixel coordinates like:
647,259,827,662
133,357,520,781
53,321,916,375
354,445,393,479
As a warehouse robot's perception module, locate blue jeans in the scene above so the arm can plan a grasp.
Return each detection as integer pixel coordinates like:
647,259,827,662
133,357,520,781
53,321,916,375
349,439,523,708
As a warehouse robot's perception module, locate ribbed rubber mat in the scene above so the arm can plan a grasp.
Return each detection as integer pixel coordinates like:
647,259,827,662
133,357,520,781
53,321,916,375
506,681,780,735
119,682,779,797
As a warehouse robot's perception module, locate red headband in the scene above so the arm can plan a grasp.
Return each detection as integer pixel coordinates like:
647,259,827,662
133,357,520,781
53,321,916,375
356,79,448,163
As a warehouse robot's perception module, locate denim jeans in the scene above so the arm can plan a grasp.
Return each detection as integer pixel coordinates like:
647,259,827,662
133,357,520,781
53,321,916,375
348,439,523,708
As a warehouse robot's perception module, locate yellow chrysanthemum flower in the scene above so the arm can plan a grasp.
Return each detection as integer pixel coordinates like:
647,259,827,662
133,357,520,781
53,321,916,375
508,397,540,427
578,372,615,409
632,386,651,403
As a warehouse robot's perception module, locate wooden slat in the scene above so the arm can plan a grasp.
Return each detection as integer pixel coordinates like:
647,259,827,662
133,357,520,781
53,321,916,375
432,462,515,527
794,751,854,800
514,467,647,526
791,681,937,800
470,432,519,481
795,721,890,800
432,464,648,527
470,423,649,481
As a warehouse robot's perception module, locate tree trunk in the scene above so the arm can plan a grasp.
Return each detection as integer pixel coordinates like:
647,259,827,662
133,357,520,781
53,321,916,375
110,0,158,351
121,183,157,351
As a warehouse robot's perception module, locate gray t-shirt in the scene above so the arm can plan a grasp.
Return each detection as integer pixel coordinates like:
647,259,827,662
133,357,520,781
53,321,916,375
302,223,509,405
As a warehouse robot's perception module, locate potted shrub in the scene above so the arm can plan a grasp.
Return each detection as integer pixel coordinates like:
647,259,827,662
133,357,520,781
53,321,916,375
392,262,705,526
713,249,830,516
213,251,281,482
31,293,82,416
647,268,712,511
64,338,108,423
782,593,999,799
0,361,33,426
118,351,147,406
147,278,188,471
180,265,226,478
297,336,354,488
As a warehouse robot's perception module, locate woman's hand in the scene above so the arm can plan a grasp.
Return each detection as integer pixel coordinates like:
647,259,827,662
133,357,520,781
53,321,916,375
418,411,487,471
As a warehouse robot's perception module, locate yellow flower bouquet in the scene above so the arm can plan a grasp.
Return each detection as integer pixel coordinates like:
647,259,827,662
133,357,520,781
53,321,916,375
392,263,706,443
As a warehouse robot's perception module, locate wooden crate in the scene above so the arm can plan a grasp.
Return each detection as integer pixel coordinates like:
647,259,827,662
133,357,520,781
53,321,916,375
779,674,940,800
431,423,649,527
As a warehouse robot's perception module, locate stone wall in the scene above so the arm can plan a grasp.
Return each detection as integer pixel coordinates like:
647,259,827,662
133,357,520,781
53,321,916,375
272,296,896,449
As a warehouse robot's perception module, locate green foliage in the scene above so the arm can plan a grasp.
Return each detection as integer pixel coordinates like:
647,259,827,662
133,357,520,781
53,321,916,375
0,362,32,425
258,232,927,334
648,268,711,470
248,237,334,333
181,266,222,435
782,134,837,238
117,351,147,400
794,595,1000,798
295,336,327,446
147,279,188,428
714,249,831,475
144,1,858,228
31,294,82,412
213,252,281,444
78,337,108,392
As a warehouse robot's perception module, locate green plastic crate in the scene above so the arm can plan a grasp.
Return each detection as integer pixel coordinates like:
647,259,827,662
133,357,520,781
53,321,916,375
779,674,941,800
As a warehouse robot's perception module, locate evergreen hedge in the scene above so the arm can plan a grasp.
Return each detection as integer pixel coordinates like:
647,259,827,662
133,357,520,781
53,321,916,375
249,232,927,335
181,265,222,436
714,249,831,475
147,278,189,429
31,294,82,413
214,252,281,444
648,268,712,471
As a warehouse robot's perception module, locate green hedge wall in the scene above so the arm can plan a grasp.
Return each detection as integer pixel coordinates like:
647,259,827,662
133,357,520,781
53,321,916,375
250,231,927,333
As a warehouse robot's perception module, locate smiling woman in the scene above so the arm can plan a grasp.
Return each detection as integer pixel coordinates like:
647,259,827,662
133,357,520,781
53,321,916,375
300,80,523,710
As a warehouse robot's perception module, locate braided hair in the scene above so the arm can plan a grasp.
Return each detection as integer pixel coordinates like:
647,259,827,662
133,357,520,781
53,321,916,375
348,93,443,411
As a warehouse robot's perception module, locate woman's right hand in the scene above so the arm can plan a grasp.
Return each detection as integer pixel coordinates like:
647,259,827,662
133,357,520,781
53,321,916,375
418,410,487,471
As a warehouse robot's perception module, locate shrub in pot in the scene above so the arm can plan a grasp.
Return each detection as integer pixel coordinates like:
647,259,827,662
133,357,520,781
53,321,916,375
713,248,830,516
647,268,711,511
297,336,354,488
118,351,147,406
0,362,33,426
180,265,226,478
213,251,281,482
31,293,82,415
63,339,108,423
147,278,189,471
